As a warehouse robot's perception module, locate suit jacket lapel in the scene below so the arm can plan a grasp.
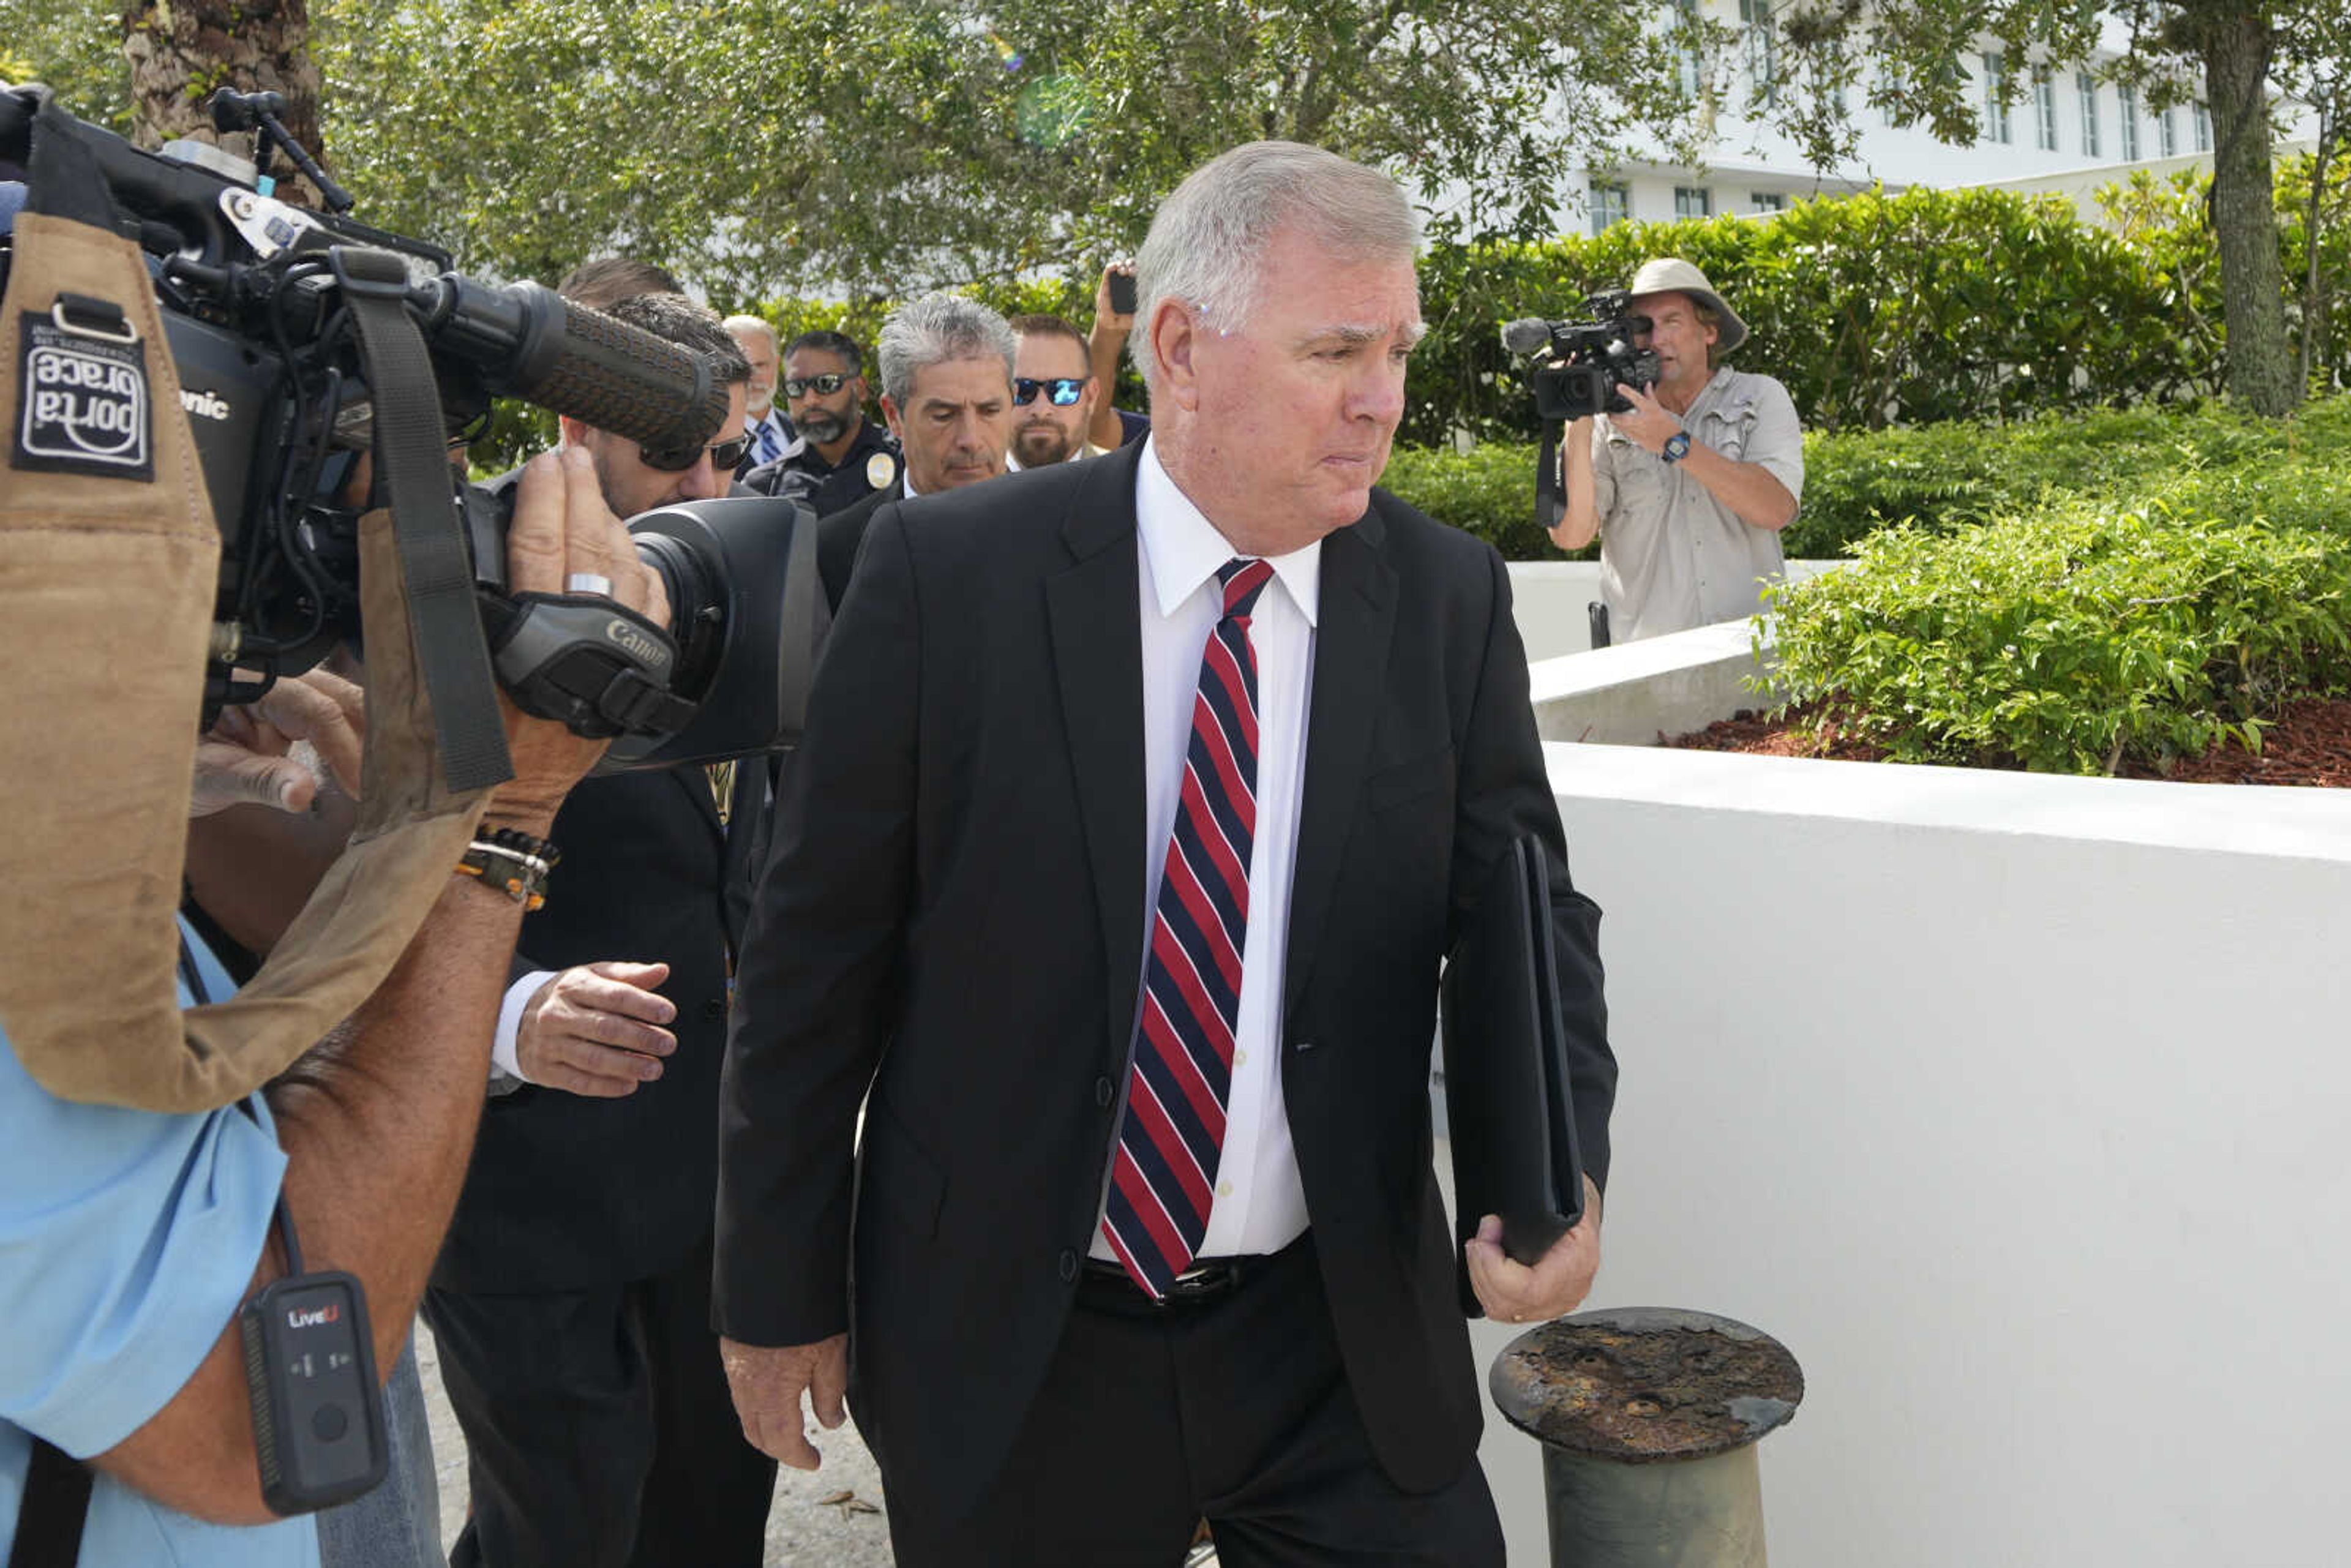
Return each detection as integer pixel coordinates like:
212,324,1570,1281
1283,505,1397,1026
1046,444,1149,1063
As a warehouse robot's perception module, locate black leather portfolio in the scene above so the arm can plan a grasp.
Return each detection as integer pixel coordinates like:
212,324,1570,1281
1440,833,1585,1267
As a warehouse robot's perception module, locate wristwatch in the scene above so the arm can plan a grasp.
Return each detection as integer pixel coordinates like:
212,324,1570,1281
1660,431,1692,465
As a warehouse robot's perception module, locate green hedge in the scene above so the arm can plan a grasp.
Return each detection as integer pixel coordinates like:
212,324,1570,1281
1790,395,2351,557
467,155,2344,472
1764,492,2351,776
1373,396,2351,563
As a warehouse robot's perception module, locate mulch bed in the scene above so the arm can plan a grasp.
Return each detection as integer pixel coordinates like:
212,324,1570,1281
1666,696,2351,787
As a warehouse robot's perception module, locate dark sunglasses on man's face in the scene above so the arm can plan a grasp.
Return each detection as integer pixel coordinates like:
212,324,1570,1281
783,373,848,398
1013,377,1089,407
640,432,752,473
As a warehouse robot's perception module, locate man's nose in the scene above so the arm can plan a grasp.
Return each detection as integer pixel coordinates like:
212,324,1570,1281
1349,361,1407,425
677,452,728,499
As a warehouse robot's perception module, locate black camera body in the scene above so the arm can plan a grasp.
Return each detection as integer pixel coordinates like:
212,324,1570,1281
1506,290,1662,421
0,89,819,770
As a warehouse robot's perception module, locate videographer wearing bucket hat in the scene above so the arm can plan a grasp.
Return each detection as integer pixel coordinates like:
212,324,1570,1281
1548,258,1803,644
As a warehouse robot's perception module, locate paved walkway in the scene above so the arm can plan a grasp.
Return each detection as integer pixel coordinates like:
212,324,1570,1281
413,1325,898,1566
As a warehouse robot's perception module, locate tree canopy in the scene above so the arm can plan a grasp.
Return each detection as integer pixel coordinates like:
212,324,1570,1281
307,0,1712,299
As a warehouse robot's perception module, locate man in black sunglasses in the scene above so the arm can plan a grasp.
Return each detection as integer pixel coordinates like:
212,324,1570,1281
428,283,781,1567
550,293,752,520
1006,313,1108,470
741,329,902,518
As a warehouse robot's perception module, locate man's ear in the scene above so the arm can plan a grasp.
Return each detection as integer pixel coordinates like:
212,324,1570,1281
1148,299,1202,412
556,415,591,451
879,394,906,444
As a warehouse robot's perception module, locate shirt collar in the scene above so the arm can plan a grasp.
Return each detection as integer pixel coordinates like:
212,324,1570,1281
1135,437,1321,628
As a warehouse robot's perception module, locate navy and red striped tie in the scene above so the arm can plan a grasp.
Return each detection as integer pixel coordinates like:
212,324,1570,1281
1101,557,1277,1298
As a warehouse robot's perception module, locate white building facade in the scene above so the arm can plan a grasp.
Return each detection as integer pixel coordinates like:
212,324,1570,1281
1577,1,2308,231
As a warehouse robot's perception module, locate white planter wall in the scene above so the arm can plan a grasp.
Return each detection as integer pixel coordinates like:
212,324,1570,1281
1473,740,2351,1567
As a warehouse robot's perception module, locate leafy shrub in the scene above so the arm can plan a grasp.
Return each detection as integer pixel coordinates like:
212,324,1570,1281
1764,492,2351,775
1790,396,2351,557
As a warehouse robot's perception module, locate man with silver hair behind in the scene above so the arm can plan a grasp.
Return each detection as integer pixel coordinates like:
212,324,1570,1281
715,141,1614,1564
808,290,1017,610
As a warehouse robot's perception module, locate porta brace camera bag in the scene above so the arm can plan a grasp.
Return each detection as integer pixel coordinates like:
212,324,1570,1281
0,86,501,1114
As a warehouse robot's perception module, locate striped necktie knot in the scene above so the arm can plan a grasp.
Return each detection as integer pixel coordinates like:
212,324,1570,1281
1218,557,1274,620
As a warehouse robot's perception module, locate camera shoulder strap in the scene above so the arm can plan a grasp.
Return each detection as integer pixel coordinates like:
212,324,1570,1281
6,1438,92,1568
330,246,512,795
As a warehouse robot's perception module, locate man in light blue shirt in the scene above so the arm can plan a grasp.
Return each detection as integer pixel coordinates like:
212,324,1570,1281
0,935,313,1566
0,448,654,1564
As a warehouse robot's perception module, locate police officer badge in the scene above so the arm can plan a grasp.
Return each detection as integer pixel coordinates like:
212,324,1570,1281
866,449,897,492
16,294,154,482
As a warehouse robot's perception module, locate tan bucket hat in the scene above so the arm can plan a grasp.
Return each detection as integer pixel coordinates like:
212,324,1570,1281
1627,258,1747,354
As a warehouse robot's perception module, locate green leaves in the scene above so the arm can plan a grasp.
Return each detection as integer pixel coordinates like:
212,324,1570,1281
302,0,1703,298
1766,467,2351,776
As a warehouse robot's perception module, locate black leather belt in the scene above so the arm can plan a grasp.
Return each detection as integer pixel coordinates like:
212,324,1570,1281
1079,1237,1307,1311
1082,1256,1247,1306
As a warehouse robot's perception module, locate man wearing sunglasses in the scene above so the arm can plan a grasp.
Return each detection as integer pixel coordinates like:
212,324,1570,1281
427,285,781,1567
1006,313,1109,470
550,294,753,520
743,330,902,519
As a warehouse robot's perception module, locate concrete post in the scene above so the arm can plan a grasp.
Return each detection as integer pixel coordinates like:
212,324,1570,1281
1490,1307,1804,1567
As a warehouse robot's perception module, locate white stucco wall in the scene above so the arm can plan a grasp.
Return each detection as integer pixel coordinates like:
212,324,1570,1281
1504,560,1837,664
1472,741,2351,1566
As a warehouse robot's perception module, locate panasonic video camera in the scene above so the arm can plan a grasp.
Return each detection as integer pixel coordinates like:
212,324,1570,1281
1502,290,1662,421
0,86,816,770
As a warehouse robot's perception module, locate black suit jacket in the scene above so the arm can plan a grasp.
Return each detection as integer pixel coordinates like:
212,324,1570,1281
814,475,901,612
715,441,1612,1527
435,763,768,1293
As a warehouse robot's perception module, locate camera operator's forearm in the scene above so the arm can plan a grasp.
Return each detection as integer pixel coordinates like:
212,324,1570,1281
1549,419,1600,552
88,862,533,1525
266,857,541,1359
1681,443,1798,531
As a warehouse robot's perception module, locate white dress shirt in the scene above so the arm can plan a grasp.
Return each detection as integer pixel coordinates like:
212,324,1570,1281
1090,438,1319,1262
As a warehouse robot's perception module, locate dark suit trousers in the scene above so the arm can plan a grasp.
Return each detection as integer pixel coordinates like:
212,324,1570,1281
882,1237,1504,1568
424,1233,775,1568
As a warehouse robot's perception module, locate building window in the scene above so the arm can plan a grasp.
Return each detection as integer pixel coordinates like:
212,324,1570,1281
1590,181,1630,236
2033,66,2059,151
1751,192,1787,213
1674,0,1703,100
2077,70,2101,158
1674,186,1714,220
1982,53,2011,144
1739,0,1777,106
2193,100,2211,152
2120,84,2140,160
2158,105,2177,158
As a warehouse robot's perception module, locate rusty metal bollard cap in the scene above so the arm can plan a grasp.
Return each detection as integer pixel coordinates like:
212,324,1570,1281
1490,1307,1804,1463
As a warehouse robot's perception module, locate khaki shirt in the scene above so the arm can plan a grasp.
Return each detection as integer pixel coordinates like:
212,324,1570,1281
1591,367,1804,643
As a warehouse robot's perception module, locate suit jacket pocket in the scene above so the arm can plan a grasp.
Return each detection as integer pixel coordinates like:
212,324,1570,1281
858,1094,947,1240
1366,747,1455,816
